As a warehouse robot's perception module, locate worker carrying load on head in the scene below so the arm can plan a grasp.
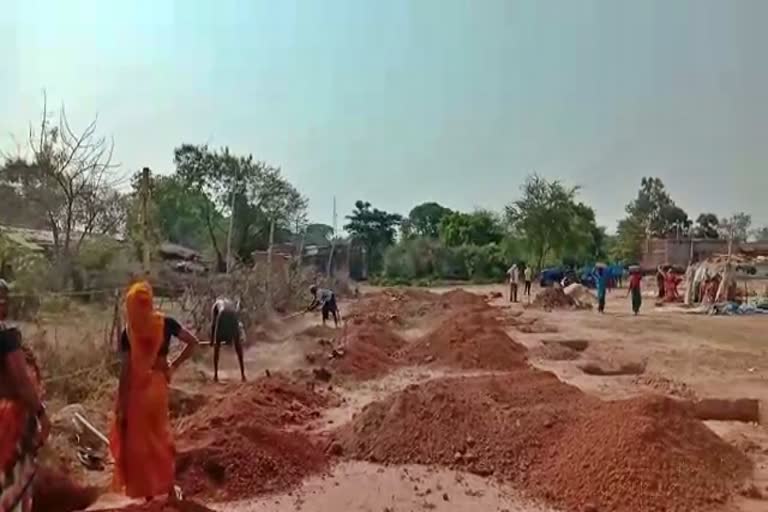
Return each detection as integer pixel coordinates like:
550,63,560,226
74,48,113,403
211,296,246,383
307,285,339,328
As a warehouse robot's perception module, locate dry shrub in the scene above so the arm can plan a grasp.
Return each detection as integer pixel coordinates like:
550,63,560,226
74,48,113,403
27,307,118,405
180,263,318,336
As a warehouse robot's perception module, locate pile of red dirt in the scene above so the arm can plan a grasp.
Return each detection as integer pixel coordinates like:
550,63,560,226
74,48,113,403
531,287,576,310
347,288,442,325
32,466,99,512
99,498,215,511
176,423,328,500
438,289,491,308
528,396,751,512
297,325,337,339
331,323,407,380
402,312,527,370
175,373,330,435
335,371,589,475
174,374,330,500
336,374,750,512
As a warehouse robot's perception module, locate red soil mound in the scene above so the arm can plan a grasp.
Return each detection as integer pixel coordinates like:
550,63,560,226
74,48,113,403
176,373,329,436
403,312,527,370
336,371,587,475
332,323,407,380
174,374,329,500
32,466,99,512
347,288,441,325
297,325,336,339
176,423,327,500
529,396,751,512
100,498,215,511
336,374,750,512
438,289,490,309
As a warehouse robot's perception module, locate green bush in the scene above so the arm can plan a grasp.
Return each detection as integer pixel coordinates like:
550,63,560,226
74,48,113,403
382,237,518,283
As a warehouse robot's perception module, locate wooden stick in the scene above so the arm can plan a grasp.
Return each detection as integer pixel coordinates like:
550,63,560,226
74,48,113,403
74,412,109,446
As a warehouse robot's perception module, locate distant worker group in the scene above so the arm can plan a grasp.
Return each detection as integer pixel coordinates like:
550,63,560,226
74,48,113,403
506,262,649,316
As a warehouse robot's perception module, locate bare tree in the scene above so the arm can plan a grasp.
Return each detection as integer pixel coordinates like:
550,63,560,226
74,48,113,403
1,95,124,286
23,95,123,255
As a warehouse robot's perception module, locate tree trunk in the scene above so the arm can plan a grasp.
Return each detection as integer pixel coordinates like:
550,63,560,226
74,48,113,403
202,205,226,273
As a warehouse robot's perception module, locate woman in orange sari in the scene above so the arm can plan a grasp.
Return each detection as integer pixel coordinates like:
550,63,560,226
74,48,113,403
0,280,51,512
110,281,198,501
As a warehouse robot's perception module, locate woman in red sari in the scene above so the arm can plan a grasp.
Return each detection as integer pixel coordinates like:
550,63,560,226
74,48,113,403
0,280,51,512
109,281,198,501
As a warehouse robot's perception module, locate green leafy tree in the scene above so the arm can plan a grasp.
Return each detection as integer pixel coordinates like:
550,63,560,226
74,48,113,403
611,217,646,263
408,202,453,238
506,175,600,270
304,223,334,246
613,177,690,262
126,172,217,258
344,200,402,275
694,213,720,239
438,210,503,247
174,144,307,270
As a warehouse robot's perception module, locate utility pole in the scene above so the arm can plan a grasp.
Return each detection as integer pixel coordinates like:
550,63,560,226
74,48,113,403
266,218,275,308
225,187,236,274
327,196,337,277
141,167,151,274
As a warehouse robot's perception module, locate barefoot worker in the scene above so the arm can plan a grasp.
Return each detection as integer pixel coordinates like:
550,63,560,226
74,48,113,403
307,285,340,328
110,281,198,502
595,264,608,313
0,279,51,512
211,296,246,383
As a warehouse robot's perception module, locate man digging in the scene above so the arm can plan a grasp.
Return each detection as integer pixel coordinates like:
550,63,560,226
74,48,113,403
211,296,247,383
307,285,340,328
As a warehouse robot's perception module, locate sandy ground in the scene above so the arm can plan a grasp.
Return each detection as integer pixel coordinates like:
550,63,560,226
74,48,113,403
88,284,768,512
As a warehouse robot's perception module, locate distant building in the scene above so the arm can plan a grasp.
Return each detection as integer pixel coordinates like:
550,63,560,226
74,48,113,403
640,238,768,269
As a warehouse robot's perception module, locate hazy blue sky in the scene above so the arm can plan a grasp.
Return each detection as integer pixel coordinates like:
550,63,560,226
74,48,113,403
2,0,767,230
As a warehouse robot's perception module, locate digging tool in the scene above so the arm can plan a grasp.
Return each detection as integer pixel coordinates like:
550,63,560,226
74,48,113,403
281,310,308,321
73,413,185,500
73,412,109,446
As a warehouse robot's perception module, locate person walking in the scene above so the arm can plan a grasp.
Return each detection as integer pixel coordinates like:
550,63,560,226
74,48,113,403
656,265,666,299
506,264,519,302
211,296,246,383
0,279,51,512
110,281,199,502
627,267,642,315
595,266,608,313
523,265,533,297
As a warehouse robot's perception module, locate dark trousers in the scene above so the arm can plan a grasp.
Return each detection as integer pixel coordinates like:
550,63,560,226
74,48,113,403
321,295,339,322
524,281,532,295
509,282,518,302
598,295,606,313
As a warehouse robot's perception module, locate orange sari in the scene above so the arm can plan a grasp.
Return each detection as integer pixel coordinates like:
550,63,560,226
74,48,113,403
109,282,175,499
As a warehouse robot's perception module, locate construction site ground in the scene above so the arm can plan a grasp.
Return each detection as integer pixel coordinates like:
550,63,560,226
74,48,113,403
83,284,768,512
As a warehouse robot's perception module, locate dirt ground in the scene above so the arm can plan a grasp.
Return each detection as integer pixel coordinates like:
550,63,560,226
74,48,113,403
83,284,768,512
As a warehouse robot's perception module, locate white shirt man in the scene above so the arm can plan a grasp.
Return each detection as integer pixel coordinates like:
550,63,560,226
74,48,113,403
507,264,519,302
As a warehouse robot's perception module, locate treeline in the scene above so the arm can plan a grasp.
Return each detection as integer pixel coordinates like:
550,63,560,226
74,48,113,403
346,176,768,285
2,101,767,292
343,176,606,284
